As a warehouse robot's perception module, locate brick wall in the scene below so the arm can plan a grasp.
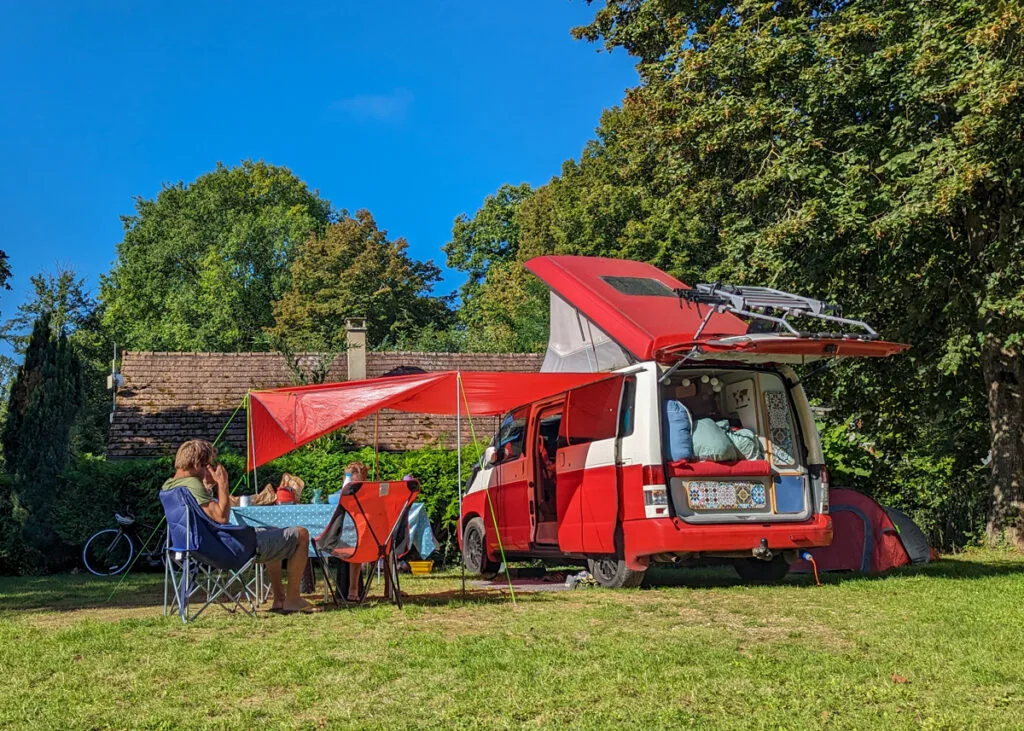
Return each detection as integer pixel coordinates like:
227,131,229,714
107,351,544,458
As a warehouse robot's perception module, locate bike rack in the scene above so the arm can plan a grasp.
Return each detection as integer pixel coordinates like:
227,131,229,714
676,283,880,342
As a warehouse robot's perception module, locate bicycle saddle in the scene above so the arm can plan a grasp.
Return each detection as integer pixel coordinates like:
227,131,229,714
115,512,135,526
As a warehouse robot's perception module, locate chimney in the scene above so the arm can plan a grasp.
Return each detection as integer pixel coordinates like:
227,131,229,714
345,317,367,381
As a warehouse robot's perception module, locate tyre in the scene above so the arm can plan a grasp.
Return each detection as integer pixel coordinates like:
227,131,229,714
734,555,790,582
462,517,500,576
82,529,135,576
587,557,646,589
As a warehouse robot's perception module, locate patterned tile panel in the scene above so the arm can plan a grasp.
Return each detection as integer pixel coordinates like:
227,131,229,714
686,481,768,511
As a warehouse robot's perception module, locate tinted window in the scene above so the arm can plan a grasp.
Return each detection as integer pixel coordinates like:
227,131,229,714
562,378,622,445
496,407,529,461
602,276,676,297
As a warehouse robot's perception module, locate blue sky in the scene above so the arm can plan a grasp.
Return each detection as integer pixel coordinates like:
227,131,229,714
0,1,638,325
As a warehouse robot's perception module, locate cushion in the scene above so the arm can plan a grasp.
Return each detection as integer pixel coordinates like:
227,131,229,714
728,427,764,460
663,400,694,461
691,418,740,462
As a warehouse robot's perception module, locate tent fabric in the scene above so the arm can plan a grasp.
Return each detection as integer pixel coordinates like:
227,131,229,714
541,291,633,372
791,489,918,574
248,371,617,469
884,506,932,565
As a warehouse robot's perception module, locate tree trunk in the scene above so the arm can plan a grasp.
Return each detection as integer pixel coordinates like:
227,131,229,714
983,334,1024,549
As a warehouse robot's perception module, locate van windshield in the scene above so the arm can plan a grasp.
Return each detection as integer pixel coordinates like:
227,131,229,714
662,370,802,468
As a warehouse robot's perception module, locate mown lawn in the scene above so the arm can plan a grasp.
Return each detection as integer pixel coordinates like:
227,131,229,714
1,550,1023,729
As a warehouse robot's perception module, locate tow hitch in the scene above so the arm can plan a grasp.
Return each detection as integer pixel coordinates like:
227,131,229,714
752,538,773,561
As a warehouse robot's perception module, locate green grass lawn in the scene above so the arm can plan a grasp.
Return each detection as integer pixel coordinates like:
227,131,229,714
1,550,1023,729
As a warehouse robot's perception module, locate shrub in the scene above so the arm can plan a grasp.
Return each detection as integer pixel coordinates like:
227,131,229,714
30,443,484,575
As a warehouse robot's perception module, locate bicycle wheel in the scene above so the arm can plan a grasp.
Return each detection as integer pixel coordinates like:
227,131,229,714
82,529,135,576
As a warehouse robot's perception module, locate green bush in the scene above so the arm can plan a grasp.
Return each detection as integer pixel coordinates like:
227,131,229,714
28,443,484,575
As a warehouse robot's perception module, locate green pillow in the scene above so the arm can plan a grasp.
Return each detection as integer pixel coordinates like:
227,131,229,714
728,427,764,460
691,418,740,462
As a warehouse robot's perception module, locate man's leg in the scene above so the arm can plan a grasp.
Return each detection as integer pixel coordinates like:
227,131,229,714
266,561,286,610
282,527,310,610
348,562,362,601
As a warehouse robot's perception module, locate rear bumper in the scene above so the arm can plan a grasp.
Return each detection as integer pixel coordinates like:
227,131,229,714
622,514,833,570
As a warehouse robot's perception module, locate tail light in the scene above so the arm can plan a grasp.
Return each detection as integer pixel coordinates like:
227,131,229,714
643,464,669,518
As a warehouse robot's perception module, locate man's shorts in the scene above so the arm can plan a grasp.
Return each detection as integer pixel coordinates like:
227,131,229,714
254,526,301,563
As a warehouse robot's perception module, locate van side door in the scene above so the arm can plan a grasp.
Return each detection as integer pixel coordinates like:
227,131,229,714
556,377,624,555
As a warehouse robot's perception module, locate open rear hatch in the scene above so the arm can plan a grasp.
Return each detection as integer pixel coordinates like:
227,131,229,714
525,255,908,368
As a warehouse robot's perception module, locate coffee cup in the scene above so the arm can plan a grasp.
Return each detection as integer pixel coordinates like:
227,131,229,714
239,495,251,507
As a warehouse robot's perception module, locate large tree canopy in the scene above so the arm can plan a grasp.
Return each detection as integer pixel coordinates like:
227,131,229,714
570,0,1024,546
269,209,452,352
100,160,333,352
453,0,1022,546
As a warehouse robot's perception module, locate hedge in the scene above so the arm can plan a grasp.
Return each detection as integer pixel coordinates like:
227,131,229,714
0,443,483,575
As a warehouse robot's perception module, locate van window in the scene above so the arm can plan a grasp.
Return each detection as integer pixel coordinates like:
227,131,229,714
562,378,622,446
618,376,636,437
495,407,529,461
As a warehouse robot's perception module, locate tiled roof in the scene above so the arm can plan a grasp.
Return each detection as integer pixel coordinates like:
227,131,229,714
107,351,545,458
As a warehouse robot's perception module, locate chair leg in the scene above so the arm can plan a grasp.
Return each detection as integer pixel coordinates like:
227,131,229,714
313,543,339,606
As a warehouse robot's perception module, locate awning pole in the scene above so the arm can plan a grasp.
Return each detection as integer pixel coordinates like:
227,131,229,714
457,371,465,599
248,392,257,493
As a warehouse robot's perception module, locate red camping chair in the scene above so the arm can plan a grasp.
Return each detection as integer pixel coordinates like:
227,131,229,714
312,479,420,608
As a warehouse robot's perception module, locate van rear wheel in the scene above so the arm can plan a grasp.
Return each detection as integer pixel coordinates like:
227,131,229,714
463,517,500,576
587,558,645,589
734,556,790,582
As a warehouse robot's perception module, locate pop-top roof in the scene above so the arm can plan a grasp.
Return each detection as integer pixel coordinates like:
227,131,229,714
525,255,908,363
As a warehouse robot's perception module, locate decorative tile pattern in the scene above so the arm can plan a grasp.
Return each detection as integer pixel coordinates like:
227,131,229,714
763,391,796,467
686,481,767,511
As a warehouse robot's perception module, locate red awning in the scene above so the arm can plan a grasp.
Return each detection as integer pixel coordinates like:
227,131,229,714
247,371,615,469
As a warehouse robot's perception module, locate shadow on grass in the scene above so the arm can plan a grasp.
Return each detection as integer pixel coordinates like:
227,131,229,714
0,573,165,613
644,555,1024,589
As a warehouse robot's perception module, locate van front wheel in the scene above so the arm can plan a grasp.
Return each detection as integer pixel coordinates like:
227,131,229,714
463,517,500,576
587,558,645,589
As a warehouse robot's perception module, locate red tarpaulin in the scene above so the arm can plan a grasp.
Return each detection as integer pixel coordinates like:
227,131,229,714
247,371,617,469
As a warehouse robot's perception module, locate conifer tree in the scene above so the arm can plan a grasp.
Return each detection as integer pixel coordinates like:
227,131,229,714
2,314,84,569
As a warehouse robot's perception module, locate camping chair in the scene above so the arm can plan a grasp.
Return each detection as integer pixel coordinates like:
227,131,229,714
159,486,260,623
312,479,420,609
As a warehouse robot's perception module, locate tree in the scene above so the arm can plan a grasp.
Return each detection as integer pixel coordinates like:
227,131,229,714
570,0,1024,546
444,183,534,297
0,266,111,454
269,209,452,352
2,314,84,570
100,160,333,352
0,265,96,351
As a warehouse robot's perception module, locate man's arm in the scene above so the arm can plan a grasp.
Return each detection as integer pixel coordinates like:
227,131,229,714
202,464,232,524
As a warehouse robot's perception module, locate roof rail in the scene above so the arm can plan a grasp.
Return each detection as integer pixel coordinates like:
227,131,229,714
675,283,879,341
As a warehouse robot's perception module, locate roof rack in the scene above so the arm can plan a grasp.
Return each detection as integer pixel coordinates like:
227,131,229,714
675,283,879,341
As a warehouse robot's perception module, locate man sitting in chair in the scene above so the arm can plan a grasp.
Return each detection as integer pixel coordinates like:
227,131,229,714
161,440,316,614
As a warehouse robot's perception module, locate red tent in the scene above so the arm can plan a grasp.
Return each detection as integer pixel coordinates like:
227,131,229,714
247,370,617,469
791,489,927,573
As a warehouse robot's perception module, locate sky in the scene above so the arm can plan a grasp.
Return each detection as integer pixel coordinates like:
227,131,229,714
0,1,638,327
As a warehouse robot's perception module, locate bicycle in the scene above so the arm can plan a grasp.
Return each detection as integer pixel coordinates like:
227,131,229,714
82,512,166,577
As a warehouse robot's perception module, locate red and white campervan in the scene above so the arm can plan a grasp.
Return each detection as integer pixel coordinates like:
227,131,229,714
459,256,907,588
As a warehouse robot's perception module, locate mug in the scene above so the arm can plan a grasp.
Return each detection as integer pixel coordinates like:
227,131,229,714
239,495,251,507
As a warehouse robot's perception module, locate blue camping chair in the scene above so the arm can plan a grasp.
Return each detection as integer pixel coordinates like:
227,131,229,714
159,486,260,623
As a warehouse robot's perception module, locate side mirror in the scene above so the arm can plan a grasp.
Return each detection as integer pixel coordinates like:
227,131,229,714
483,446,497,466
